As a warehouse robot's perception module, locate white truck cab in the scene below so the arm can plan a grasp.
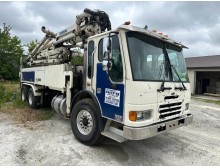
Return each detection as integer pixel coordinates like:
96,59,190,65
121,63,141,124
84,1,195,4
83,24,193,141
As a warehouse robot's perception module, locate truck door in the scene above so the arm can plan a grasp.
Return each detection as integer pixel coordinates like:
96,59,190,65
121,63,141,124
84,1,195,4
95,35,125,123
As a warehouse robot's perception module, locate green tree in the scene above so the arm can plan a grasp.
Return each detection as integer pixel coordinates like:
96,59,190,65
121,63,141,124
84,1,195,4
0,23,24,80
71,48,84,66
71,56,84,66
25,39,38,54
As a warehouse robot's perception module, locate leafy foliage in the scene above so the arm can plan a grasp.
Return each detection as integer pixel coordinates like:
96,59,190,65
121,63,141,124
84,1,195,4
0,23,24,80
0,82,54,122
25,39,38,54
71,47,84,66
71,56,84,66
193,97,220,105
0,84,4,106
0,82,20,107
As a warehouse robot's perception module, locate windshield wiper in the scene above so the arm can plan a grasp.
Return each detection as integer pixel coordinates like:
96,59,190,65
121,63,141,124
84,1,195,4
157,80,172,92
170,65,187,91
157,61,172,92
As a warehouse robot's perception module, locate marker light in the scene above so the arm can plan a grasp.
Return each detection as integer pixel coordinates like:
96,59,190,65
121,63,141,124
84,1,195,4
124,21,131,25
129,111,137,121
158,32,163,35
144,25,148,30
152,29,157,33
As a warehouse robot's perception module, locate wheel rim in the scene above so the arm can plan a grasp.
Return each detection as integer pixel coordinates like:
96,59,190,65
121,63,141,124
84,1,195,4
76,110,94,135
28,91,33,105
21,89,25,101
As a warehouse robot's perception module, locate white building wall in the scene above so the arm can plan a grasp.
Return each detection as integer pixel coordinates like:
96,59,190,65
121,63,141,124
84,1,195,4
187,69,196,94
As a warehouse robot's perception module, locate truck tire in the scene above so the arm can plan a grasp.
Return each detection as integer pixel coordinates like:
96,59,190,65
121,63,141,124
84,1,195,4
28,88,40,109
21,85,27,101
71,98,105,146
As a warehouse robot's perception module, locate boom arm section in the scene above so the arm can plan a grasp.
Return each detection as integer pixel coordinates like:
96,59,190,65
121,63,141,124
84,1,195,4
26,8,111,66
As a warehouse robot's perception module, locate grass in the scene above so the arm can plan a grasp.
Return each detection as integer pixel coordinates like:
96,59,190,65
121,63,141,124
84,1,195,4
192,97,220,106
0,81,54,123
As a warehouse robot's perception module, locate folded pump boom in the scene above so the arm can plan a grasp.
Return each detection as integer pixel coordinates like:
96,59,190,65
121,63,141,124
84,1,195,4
26,8,111,66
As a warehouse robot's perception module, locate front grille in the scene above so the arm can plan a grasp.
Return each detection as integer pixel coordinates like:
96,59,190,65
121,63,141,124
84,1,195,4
159,102,182,119
164,95,179,100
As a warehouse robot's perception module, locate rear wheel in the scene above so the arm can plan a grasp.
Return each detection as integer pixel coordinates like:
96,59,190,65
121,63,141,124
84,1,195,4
71,98,105,146
21,85,27,101
28,88,40,109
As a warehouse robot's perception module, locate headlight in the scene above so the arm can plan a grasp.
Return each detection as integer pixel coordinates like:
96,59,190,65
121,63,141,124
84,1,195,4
185,103,189,110
129,110,152,121
137,112,144,120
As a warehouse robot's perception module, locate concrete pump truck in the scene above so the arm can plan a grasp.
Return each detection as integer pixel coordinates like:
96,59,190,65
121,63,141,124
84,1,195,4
20,8,193,145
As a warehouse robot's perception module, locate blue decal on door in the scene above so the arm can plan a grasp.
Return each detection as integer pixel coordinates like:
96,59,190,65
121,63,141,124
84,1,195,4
96,63,124,122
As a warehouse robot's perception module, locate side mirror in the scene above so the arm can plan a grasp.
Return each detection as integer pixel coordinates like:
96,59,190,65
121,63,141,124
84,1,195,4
102,31,118,72
102,36,112,72
103,38,112,59
102,60,112,71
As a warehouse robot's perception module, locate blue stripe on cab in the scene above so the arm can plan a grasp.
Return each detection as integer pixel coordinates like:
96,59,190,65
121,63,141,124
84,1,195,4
22,71,35,82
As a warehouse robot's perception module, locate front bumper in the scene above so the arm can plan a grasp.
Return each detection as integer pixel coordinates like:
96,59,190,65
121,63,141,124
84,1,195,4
123,114,193,140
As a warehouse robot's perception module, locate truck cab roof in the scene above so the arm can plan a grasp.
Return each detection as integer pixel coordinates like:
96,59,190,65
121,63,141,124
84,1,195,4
89,24,188,49
118,25,188,49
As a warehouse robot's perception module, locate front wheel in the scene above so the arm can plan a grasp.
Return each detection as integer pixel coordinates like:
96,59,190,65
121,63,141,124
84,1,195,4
71,98,105,146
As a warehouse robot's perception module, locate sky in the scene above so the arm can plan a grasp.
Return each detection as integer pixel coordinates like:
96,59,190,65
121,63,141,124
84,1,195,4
1,1,220,57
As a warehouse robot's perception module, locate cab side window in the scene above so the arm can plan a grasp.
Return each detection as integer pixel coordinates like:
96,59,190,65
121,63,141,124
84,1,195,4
88,41,94,78
98,36,123,82
109,36,123,82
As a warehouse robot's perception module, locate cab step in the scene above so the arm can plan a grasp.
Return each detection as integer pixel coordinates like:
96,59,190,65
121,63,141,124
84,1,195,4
101,120,127,143
102,130,126,143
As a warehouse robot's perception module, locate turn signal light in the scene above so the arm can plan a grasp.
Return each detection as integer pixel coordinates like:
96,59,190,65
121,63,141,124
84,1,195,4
129,111,137,121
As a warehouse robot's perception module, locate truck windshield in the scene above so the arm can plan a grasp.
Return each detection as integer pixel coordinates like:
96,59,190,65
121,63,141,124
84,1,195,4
166,44,188,82
126,32,188,82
